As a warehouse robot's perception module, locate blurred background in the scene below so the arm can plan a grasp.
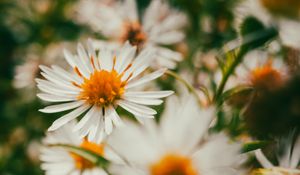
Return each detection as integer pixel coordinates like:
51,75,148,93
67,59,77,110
0,0,300,174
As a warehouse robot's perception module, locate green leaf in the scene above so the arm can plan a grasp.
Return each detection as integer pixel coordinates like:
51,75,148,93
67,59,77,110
240,16,278,51
221,85,253,104
241,141,269,153
49,144,109,168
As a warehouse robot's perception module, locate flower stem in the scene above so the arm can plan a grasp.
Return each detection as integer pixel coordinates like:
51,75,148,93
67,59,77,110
165,70,211,106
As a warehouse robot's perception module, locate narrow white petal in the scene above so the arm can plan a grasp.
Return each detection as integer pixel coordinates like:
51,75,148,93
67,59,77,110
77,43,93,73
73,105,97,132
123,97,163,105
290,135,300,168
126,68,166,89
124,90,173,98
63,49,76,68
41,72,79,91
104,115,113,135
115,42,136,73
37,93,76,102
51,65,82,84
108,106,123,127
48,104,90,131
88,113,101,141
119,100,157,116
255,149,274,169
39,101,85,113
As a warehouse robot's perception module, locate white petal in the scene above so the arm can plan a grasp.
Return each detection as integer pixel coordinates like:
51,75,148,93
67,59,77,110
39,101,85,113
255,149,274,168
48,104,90,131
108,106,123,127
64,49,76,68
126,68,166,89
119,100,157,116
290,135,300,168
123,97,163,105
77,43,93,73
73,105,98,132
104,115,113,135
51,65,82,84
37,93,76,102
124,90,173,98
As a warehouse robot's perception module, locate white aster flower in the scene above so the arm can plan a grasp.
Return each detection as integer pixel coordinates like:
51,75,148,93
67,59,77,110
234,0,300,50
107,94,245,175
75,0,187,69
235,50,288,92
40,121,115,175
36,40,173,143
254,133,300,175
214,50,288,92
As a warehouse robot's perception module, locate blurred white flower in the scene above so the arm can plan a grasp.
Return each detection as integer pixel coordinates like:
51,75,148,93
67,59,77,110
254,133,300,175
40,121,115,175
214,50,288,92
235,0,300,50
107,94,245,175
75,0,187,69
13,42,69,90
37,40,173,143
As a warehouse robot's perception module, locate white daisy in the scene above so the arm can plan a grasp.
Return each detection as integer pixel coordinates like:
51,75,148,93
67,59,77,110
40,122,109,175
214,50,288,93
254,133,300,175
235,50,288,92
234,0,300,50
36,40,173,143
107,94,245,175
75,0,187,69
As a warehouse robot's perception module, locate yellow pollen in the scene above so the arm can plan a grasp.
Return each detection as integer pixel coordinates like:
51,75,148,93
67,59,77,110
70,139,104,170
150,154,198,175
78,69,126,106
250,63,283,91
120,21,147,48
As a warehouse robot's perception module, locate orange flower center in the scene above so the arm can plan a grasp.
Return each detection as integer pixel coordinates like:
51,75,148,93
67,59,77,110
260,0,300,17
250,64,283,91
121,21,147,47
70,139,104,170
77,69,127,106
150,154,198,175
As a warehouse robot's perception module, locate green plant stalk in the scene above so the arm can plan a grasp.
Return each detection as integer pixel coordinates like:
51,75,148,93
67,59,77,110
165,70,210,106
214,48,247,103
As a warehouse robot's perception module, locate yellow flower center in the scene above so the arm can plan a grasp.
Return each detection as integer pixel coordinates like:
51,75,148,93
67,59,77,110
260,0,300,17
250,63,283,91
150,154,198,175
77,69,126,106
120,21,147,48
70,139,104,170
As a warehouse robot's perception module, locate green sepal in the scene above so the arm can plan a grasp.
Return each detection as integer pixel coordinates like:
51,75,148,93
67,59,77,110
241,141,269,153
49,144,110,169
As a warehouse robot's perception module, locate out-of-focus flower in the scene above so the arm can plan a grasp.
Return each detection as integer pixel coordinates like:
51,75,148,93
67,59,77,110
259,0,300,18
235,0,300,50
75,0,187,69
13,42,71,101
235,50,288,93
252,133,300,175
36,40,173,143
108,94,245,175
40,122,112,175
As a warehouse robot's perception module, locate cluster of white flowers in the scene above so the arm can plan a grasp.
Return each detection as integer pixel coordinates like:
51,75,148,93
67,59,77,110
30,0,300,175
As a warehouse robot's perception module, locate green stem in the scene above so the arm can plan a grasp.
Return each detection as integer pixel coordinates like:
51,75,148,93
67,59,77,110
165,70,210,106
214,48,247,103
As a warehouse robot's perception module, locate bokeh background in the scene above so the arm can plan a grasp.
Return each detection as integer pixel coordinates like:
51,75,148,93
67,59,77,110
1,0,300,174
